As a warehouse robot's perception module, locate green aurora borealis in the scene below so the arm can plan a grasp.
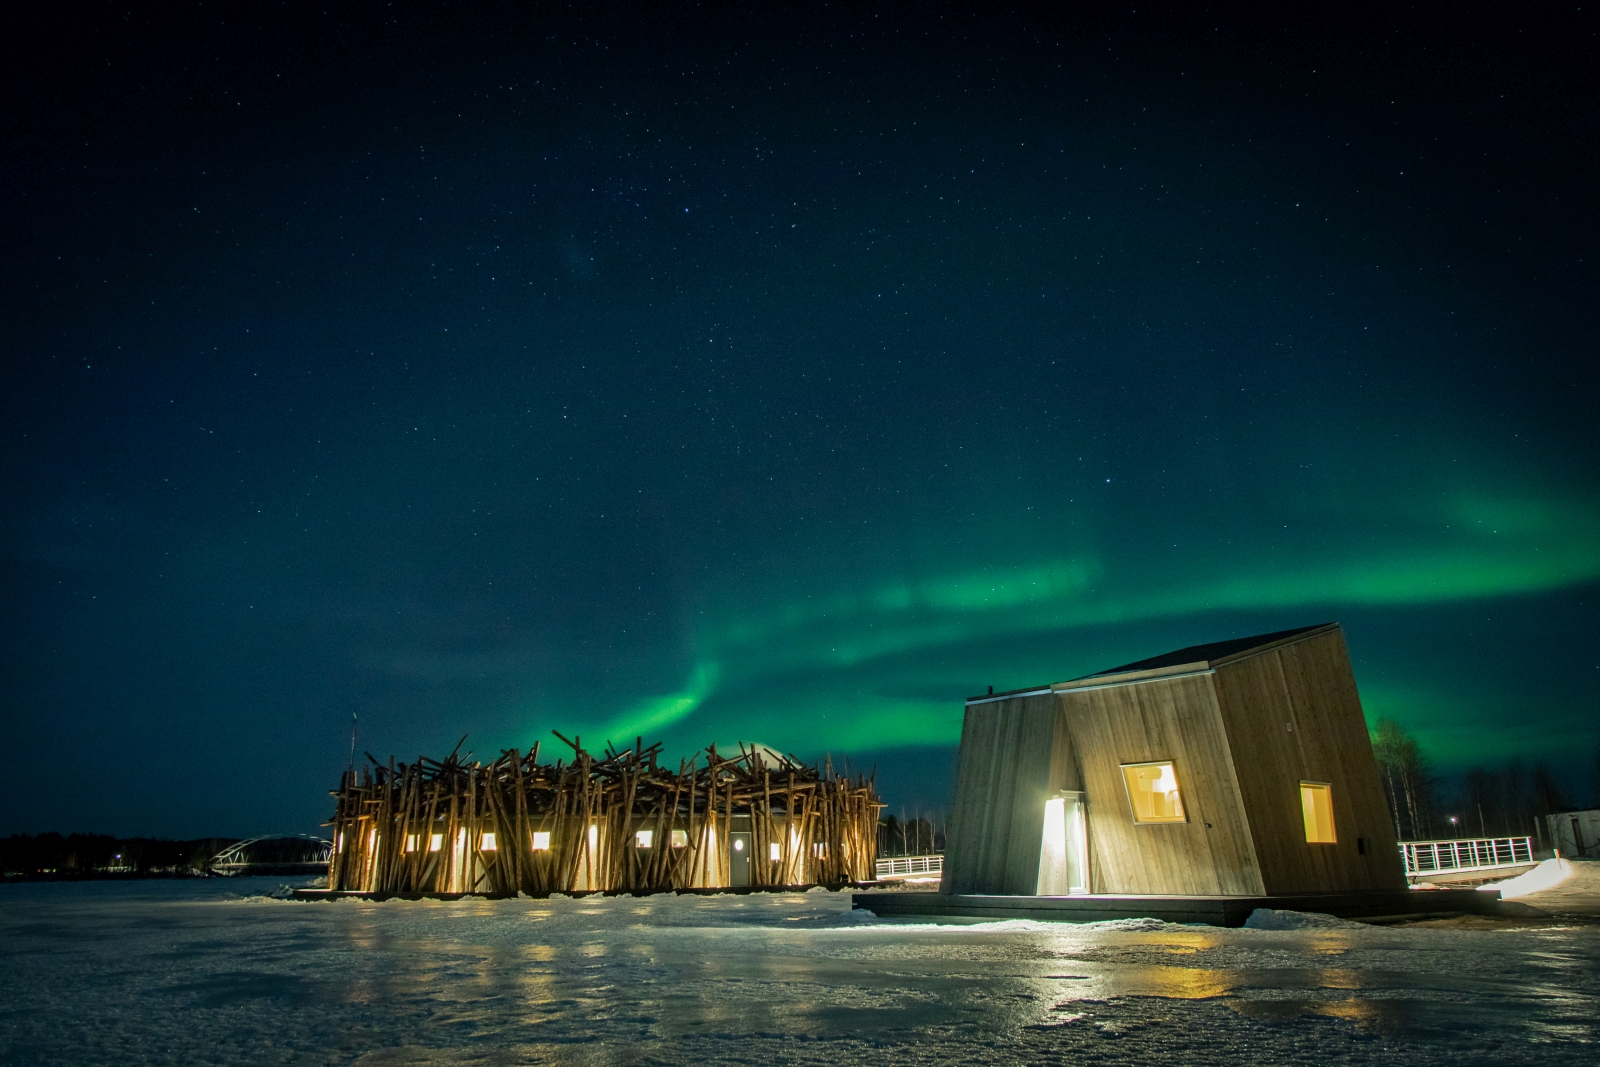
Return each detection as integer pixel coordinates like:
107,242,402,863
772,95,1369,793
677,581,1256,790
575,451,1599,767
4,5,1597,834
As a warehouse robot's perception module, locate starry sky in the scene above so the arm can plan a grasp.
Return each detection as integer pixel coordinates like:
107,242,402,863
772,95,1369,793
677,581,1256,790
4,3,1597,837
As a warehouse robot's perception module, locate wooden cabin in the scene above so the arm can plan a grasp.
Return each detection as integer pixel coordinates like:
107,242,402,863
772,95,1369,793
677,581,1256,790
942,623,1407,897
326,735,880,896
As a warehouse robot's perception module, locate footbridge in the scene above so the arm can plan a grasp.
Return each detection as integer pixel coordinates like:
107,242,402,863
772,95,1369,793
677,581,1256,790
210,834,332,876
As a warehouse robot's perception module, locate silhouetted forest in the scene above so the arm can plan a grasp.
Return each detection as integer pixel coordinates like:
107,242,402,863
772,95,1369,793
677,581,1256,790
879,812,944,857
0,833,238,878
1372,720,1597,844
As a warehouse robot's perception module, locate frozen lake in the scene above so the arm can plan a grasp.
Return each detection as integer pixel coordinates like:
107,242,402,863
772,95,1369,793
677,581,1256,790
2,878,1595,1065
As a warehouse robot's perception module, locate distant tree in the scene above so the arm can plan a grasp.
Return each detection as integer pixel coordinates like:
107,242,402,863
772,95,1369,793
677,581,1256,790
1593,739,1600,809
1371,719,1435,840
1503,757,1529,837
1533,761,1574,816
1463,766,1495,837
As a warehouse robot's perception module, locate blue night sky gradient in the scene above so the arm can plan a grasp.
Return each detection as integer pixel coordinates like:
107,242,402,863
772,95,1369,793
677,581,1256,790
2,4,1596,836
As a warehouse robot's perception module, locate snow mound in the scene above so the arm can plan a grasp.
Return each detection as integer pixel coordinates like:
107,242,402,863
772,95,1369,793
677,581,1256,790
1243,908,1367,930
1477,857,1571,898
1082,916,1169,931
841,915,1169,933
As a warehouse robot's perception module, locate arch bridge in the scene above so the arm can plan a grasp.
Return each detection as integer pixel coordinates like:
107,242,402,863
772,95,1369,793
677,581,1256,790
210,834,332,876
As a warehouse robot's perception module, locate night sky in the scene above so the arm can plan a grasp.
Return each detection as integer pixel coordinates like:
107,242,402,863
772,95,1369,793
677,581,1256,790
4,3,1596,838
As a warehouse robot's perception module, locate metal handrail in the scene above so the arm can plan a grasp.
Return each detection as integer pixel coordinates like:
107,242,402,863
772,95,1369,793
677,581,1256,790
875,854,943,879
1399,836,1533,876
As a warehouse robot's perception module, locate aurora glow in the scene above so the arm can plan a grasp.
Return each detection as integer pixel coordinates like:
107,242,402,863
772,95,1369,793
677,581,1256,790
4,5,1596,835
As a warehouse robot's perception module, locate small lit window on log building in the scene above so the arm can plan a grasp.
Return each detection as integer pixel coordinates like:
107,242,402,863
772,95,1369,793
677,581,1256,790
635,830,654,849
1301,782,1336,843
1121,761,1186,823
479,833,497,851
531,831,551,851
429,833,443,852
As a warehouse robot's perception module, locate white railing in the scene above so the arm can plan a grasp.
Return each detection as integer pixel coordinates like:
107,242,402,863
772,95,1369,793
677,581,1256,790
875,854,943,880
1400,836,1533,877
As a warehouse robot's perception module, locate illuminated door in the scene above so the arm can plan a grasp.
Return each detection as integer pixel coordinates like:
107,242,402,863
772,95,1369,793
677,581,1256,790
1037,792,1090,895
729,832,753,886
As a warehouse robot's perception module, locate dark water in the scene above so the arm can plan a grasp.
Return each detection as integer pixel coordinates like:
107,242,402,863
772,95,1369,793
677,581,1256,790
1,878,1595,1065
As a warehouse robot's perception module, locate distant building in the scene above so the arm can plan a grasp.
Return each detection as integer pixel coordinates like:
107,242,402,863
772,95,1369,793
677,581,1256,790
1548,809,1600,859
943,623,1407,897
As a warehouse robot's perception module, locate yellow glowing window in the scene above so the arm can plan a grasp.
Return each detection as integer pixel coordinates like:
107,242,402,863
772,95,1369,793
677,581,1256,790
670,829,688,849
1301,782,1336,843
428,833,443,852
1121,761,1187,823
531,831,551,851
480,832,497,851
769,842,781,861
404,834,418,853
635,830,654,849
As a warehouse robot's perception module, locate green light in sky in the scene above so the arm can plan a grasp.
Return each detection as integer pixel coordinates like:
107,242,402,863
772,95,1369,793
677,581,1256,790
532,481,1599,763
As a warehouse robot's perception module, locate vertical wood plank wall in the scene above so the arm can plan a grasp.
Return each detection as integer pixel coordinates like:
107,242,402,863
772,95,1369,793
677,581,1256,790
941,694,1059,895
1057,674,1264,895
1212,629,1406,893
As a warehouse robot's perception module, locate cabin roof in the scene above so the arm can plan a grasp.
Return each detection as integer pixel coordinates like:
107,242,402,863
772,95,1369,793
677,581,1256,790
965,622,1341,703
1079,622,1337,679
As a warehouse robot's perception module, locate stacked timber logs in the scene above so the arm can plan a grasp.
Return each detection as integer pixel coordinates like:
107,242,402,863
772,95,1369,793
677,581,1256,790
327,733,882,895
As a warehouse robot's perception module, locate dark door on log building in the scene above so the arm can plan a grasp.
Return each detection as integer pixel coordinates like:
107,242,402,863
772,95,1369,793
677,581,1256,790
729,832,752,886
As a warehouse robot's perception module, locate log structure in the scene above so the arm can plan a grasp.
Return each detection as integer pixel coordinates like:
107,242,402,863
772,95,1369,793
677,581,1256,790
327,733,881,895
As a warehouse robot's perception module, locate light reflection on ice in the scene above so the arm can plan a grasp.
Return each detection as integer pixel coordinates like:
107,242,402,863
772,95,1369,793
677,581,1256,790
0,877,1595,1064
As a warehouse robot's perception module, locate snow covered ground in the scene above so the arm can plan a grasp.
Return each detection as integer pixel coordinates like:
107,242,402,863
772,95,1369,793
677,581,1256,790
2,878,1595,1065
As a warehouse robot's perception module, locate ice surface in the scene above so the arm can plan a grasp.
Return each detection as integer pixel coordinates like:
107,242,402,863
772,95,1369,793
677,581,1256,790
2,878,1596,1065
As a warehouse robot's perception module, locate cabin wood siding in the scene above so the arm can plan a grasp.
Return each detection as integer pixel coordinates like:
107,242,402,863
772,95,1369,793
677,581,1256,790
1055,674,1264,895
1211,629,1406,893
941,694,1058,895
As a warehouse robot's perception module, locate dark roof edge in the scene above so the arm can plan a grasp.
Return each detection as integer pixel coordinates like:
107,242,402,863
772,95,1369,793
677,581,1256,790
964,623,1342,705
1078,622,1340,681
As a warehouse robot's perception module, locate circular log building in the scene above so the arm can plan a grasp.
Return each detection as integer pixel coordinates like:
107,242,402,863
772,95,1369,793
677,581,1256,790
327,734,882,895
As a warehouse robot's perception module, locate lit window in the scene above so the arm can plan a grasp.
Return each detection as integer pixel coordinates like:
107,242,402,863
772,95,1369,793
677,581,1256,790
1121,761,1187,823
587,825,598,853
635,830,654,849
531,831,552,851
1301,782,1336,843
480,832,497,851
405,834,418,853
813,842,826,857
428,833,443,852
769,842,781,861
670,829,688,849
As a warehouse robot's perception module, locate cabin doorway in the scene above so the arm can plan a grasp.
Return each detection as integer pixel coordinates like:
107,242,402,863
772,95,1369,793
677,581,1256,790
729,832,753,886
1037,792,1089,895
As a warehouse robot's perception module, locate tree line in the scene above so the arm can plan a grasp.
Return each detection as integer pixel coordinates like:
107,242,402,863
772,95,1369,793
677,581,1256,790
0,833,239,878
1370,719,1597,845
878,810,944,857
